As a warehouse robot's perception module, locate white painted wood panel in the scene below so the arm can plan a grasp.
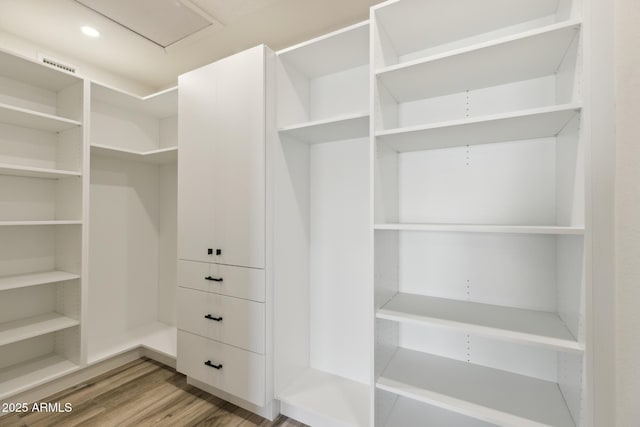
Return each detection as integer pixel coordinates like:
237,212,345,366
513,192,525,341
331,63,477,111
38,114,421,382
398,138,557,225
88,156,160,356
177,330,265,406
309,138,371,384
210,46,265,269
177,287,265,354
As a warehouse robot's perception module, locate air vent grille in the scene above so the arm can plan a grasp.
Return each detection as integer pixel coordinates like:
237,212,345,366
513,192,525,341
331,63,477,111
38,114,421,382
38,55,78,74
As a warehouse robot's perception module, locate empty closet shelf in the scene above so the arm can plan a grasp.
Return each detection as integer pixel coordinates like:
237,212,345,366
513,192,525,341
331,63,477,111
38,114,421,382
0,220,82,226
0,163,81,179
278,368,370,427
373,223,584,235
0,313,79,347
0,354,79,400
0,102,81,132
376,21,581,102
279,113,369,144
378,293,582,353
90,144,178,164
0,270,80,292
375,104,581,152
377,348,575,427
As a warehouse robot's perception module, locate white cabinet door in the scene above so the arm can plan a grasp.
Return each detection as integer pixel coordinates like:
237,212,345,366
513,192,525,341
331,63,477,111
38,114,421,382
178,46,265,268
178,62,217,263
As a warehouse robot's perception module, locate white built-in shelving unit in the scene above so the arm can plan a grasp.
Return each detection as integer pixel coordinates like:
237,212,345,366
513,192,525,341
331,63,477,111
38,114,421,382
87,82,178,364
0,48,85,400
274,21,372,427
372,0,588,426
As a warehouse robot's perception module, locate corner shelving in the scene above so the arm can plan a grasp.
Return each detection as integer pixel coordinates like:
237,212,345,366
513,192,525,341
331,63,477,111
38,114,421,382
376,21,581,102
377,293,582,353
377,348,575,427
88,81,178,368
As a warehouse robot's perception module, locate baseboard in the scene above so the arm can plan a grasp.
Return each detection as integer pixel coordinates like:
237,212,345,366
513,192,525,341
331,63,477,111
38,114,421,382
187,377,280,421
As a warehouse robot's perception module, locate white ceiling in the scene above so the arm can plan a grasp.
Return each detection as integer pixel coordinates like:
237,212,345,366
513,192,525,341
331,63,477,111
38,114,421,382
0,0,382,90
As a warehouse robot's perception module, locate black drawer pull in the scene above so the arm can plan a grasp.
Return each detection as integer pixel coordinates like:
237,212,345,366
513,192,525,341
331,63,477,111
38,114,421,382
204,360,223,370
204,276,223,282
204,314,223,322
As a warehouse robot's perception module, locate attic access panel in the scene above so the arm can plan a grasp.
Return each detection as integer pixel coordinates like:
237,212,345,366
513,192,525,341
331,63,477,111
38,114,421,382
75,0,221,48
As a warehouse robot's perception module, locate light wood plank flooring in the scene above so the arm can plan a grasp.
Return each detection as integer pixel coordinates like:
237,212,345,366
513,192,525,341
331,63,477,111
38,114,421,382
1,358,306,427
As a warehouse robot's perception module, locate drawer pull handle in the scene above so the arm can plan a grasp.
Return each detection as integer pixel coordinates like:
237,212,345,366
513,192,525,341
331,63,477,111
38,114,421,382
205,276,223,282
204,314,223,322
204,360,223,370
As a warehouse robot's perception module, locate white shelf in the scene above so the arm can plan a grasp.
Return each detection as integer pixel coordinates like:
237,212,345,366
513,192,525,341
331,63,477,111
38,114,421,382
374,223,584,235
0,271,80,292
376,104,581,152
278,21,369,78
87,322,176,365
0,102,81,132
378,293,582,353
279,113,369,144
0,163,81,180
0,220,82,226
279,368,370,427
377,348,575,427
383,397,495,427
91,83,178,118
0,49,82,92
376,21,581,102
0,313,79,347
91,144,178,164
0,354,79,400
373,0,561,61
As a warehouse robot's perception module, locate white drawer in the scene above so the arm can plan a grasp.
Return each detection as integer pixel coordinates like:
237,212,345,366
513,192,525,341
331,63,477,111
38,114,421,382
177,330,265,406
178,260,265,302
177,287,265,354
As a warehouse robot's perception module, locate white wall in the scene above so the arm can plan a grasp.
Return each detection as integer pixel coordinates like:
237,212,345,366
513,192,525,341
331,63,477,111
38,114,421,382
0,31,154,95
615,0,640,425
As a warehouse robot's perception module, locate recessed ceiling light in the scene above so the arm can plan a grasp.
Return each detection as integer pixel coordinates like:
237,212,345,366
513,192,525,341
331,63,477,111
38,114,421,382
81,26,100,38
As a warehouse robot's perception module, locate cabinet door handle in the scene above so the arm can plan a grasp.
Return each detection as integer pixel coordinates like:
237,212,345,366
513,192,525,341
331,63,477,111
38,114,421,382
204,314,223,322
204,360,223,370
204,276,223,282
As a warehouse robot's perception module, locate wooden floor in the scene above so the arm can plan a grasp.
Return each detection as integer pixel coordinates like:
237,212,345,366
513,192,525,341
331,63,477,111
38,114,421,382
1,358,306,427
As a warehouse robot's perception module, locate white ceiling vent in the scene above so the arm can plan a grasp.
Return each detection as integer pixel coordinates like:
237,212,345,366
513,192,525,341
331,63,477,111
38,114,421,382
37,54,78,75
75,0,224,48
